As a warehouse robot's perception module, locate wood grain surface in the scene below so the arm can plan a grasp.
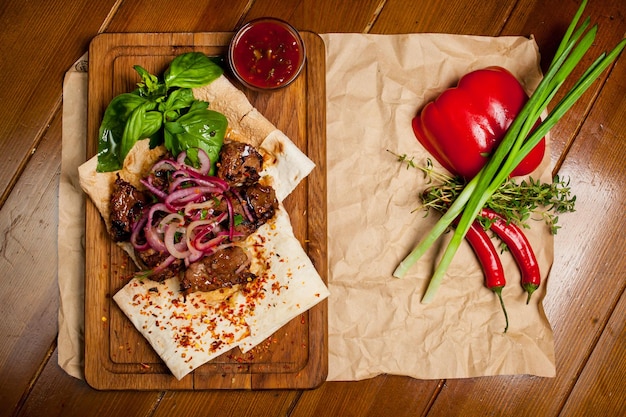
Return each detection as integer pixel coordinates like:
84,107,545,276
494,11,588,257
1,0,624,416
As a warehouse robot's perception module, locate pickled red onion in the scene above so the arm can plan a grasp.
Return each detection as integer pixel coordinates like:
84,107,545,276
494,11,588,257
129,149,249,275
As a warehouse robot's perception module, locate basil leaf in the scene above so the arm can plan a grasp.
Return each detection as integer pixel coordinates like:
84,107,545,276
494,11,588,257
164,52,224,89
159,88,196,121
134,65,165,97
96,93,148,172
120,101,160,163
164,107,227,173
96,53,226,172
141,110,164,150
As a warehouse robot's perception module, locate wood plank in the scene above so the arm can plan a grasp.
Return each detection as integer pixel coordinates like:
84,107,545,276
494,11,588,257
103,0,250,32
151,390,300,417
83,31,328,390
0,112,63,415
0,0,118,205
371,0,516,34
244,0,386,33
292,377,393,416
500,0,626,172
560,288,626,416
292,375,441,417
424,27,626,417
15,351,161,417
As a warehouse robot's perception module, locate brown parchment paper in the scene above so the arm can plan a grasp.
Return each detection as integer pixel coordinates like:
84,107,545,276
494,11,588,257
58,53,88,380
321,33,555,381
58,34,556,382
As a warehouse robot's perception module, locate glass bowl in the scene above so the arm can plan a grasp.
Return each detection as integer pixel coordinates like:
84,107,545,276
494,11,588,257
228,18,306,91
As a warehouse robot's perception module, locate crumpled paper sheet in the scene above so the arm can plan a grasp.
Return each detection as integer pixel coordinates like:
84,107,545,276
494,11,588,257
321,33,555,381
58,54,88,380
58,33,556,382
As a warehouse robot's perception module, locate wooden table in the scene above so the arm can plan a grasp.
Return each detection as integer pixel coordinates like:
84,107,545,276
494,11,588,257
1,0,624,415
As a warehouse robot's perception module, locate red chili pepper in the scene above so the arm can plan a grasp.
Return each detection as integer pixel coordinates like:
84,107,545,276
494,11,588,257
480,208,541,304
463,220,509,333
412,66,546,179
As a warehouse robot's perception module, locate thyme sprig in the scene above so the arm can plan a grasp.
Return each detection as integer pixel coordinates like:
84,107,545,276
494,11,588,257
389,151,576,235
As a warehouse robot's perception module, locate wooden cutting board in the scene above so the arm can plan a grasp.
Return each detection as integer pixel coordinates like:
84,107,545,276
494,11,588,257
84,32,327,390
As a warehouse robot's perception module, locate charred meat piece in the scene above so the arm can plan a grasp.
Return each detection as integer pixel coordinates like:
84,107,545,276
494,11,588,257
180,246,256,293
217,192,258,239
150,168,172,191
136,248,184,282
216,141,264,187
243,183,278,225
215,184,279,240
110,175,148,242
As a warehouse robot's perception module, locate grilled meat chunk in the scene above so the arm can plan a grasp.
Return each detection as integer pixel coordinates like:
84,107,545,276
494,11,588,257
216,141,263,187
110,175,148,242
218,192,259,239
108,142,276,292
136,248,184,282
180,246,256,293
216,183,279,240
244,183,278,225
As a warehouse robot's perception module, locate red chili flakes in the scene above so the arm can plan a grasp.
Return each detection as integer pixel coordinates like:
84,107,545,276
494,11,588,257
170,311,183,320
271,280,283,294
210,340,223,352
177,333,192,348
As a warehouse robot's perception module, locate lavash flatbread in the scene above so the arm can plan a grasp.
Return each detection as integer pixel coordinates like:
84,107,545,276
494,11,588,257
192,76,276,148
79,74,328,380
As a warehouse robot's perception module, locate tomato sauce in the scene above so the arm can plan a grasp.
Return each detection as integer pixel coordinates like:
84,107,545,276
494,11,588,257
230,19,305,90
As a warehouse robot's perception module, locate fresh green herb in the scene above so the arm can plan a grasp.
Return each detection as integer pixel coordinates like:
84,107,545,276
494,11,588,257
393,0,626,304
233,213,244,226
164,100,228,173
388,151,452,184
96,52,225,172
164,52,225,88
390,151,576,235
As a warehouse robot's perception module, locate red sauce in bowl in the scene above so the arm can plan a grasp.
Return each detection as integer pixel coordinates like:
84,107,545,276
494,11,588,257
229,18,306,90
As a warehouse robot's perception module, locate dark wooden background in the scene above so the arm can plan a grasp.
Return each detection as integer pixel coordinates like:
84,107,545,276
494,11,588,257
1,0,624,416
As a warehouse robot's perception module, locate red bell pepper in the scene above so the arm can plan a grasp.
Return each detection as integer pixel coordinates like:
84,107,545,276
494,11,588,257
412,66,546,179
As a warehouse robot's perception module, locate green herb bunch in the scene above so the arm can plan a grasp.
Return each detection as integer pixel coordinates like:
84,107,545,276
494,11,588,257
96,52,226,173
390,151,576,235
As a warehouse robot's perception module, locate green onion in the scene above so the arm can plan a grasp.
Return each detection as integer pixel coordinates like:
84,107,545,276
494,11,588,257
393,0,626,304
